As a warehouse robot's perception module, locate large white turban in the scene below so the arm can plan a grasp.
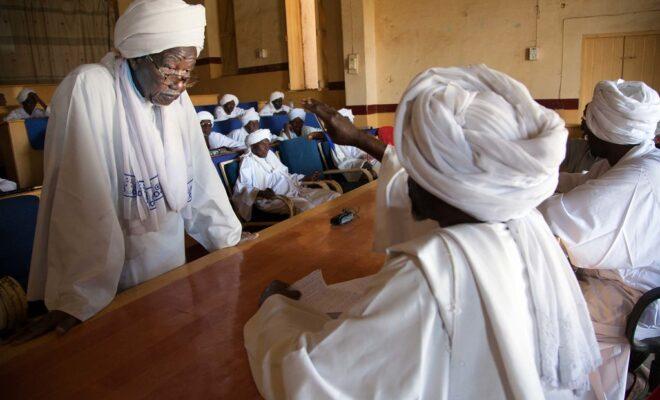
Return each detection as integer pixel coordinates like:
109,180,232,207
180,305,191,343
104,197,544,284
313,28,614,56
16,88,35,103
246,129,272,147
114,0,206,59
220,94,239,106
196,111,214,122
241,108,260,126
338,108,355,123
288,108,305,121
269,91,284,103
394,64,600,392
586,79,660,145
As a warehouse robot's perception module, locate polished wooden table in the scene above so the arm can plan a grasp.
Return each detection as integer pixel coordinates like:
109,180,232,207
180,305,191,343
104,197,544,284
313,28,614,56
0,182,385,399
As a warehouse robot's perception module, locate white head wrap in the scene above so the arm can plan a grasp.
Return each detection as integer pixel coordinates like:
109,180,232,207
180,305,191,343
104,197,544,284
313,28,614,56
395,64,600,393
269,91,284,103
220,94,239,106
246,129,272,147
196,111,214,122
241,108,260,126
16,88,35,103
586,79,660,145
288,108,305,121
338,108,355,123
114,0,206,58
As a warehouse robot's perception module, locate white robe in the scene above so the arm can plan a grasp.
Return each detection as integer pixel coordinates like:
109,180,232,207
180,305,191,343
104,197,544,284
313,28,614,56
539,140,660,400
232,151,339,221
27,61,242,322
0,178,17,192
3,106,49,122
277,125,321,142
228,128,279,146
259,103,291,117
244,223,580,400
331,144,381,182
208,131,245,150
214,105,244,121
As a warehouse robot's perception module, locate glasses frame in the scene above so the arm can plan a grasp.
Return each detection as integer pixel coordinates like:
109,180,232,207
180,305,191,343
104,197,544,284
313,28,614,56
144,55,197,88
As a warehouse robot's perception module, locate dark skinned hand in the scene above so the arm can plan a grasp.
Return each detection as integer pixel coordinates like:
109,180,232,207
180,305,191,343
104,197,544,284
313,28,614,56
259,280,302,306
4,310,79,344
258,188,276,200
302,171,321,182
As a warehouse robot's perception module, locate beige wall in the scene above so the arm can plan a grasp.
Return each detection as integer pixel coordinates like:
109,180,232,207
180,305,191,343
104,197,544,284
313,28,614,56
341,0,660,124
233,0,288,69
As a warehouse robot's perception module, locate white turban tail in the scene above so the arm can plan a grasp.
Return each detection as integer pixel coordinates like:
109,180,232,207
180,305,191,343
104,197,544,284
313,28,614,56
16,88,35,103
338,108,355,123
114,0,206,58
586,79,660,145
197,111,214,122
288,108,306,121
394,64,600,393
246,129,272,147
269,91,284,103
220,94,239,106
241,108,260,126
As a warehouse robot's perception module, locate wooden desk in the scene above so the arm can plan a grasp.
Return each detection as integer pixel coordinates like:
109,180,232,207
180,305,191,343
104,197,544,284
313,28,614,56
0,182,385,399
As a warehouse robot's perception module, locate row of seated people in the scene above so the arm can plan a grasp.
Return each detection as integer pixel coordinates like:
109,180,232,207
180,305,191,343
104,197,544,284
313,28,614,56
207,91,294,122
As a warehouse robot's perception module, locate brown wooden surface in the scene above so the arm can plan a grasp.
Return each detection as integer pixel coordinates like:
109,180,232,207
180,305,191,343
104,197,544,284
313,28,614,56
0,182,384,399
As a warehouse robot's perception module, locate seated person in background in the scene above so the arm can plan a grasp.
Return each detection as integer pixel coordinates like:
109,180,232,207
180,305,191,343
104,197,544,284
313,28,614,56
214,93,244,121
539,79,659,400
278,108,321,141
0,177,17,193
330,108,380,181
560,104,599,173
245,65,601,399
197,111,245,151
3,88,50,122
232,129,339,221
228,108,263,144
259,91,290,116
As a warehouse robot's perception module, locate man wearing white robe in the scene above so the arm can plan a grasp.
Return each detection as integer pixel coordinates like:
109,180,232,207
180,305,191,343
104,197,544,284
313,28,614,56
15,0,242,341
232,129,339,221
244,65,601,399
197,111,245,150
228,108,262,144
539,79,660,400
259,91,290,116
3,88,50,122
214,93,244,121
277,108,321,141
330,108,381,182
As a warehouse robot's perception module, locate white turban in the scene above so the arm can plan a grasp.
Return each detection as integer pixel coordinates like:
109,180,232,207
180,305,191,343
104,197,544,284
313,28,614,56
269,91,284,103
16,88,35,103
338,108,355,123
114,0,206,59
246,129,272,147
288,108,306,121
220,94,239,106
394,65,600,392
585,79,660,145
241,108,260,126
196,111,214,122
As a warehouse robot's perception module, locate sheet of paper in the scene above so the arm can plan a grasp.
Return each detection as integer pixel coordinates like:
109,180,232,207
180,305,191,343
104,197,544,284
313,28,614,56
291,270,370,317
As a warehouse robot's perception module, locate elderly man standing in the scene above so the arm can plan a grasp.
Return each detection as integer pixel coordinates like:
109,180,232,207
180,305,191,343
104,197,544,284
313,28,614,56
244,65,601,399
3,88,49,122
539,80,660,399
11,0,242,342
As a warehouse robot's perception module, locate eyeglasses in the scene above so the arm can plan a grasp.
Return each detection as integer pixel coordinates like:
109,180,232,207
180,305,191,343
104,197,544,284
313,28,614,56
145,55,197,88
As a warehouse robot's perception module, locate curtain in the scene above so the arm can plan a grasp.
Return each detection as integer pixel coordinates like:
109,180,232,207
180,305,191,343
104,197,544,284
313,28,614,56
0,0,116,84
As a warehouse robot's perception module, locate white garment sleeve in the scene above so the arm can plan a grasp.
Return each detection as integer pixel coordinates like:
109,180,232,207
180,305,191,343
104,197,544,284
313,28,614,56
209,132,245,150
3,107,26,122
244,256,446,400
556,159,610,193
232,159,260,221
183,107,242,250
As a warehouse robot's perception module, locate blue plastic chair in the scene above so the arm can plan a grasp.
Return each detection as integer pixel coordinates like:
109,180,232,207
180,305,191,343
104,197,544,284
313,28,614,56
238,102,258,112
194,105,216,115
25,117,48,150
214,118,243,134
277,137,325,176
0,195,39,291
260,115,289,135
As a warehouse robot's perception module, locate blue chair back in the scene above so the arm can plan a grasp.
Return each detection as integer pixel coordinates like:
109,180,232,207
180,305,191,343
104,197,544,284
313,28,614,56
305,112,322,129
25,117,48,150
319,141,337,169
260,115,289,135
0,195,39,290
238,102,258,112
223,159,240,192
213,118,243,134
211,152,241,191
364,127,378,136
277,137,324,176
194,105,216,114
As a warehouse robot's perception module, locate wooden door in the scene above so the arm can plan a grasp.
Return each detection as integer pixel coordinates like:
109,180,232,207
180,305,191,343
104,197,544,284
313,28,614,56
579,36,624,114
623,34,660,92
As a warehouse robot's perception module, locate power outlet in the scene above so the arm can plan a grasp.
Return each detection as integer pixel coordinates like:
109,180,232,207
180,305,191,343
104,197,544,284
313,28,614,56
347,53,359,74
526,47,539,61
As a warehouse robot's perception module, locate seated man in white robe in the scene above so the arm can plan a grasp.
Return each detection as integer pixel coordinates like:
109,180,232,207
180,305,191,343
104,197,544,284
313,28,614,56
228,108,262,144
539,79,660,400
9,0,242,342
232,129,339,221
244,65,601,400
197,111,244,151
214,93,244,121
3,88,50,122
277,108,321,141
259,91,290,116
328,108,381,182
